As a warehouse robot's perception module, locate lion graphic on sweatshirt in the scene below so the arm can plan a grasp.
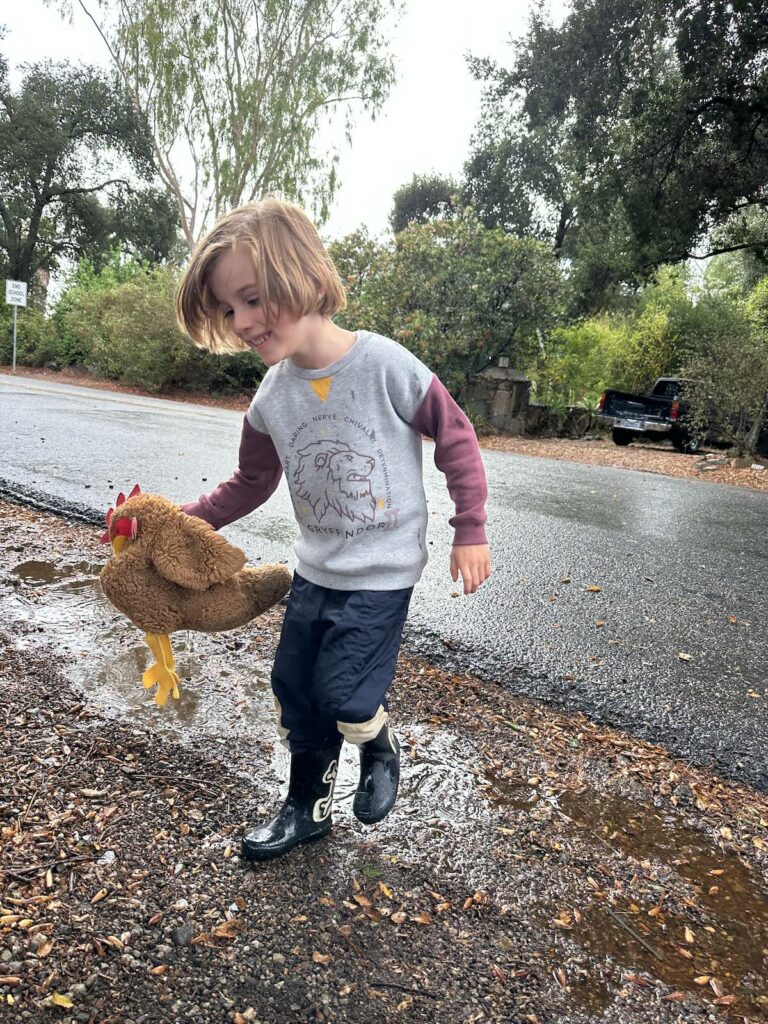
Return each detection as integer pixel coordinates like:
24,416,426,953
294,440,376,525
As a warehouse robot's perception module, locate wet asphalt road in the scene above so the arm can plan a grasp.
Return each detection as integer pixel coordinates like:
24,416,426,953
1,373,766,788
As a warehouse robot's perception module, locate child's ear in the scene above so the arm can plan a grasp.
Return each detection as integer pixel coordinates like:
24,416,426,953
151,511,246,591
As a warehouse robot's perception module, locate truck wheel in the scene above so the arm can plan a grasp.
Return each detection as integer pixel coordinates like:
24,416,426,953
672,430,701,454
683,435,702,454
612,428,633,446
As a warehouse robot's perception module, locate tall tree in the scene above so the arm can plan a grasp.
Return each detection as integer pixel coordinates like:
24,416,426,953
466,0,768,308
0,57,178,286
331,213,566,394
52,0,399,248
389,173,460,233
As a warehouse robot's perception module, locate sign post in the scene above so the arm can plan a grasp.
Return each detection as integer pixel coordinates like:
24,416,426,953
5,280,28,373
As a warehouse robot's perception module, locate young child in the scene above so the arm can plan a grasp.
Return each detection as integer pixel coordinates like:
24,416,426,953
176,198,491,861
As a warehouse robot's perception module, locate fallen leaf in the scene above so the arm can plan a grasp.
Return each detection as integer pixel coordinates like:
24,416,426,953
693,975,711,985
378,882,393,899
585,585,602,593
684,926,695,944
410,912,432,925
678,652,693,662
212,919,241,939
709,977,724,997
626,974,651,987
661,991,686,1002
753,836,765,850
390,912,407,925
50,993,73,1007
552,909,573,929
312,951,331,965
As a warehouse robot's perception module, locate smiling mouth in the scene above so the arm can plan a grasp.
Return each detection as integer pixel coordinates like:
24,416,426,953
246,332,272,348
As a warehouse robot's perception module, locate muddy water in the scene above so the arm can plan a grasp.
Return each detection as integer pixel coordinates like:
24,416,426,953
5,552,768,1019
483,774,768,1018
560,791,768,1018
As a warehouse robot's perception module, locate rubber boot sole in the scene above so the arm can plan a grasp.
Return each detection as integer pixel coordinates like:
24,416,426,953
241,826,331,862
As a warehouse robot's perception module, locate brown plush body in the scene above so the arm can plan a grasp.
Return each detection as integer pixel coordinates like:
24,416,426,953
100,493,291,634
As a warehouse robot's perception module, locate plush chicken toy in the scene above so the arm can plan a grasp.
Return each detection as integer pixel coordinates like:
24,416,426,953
100,485,291,706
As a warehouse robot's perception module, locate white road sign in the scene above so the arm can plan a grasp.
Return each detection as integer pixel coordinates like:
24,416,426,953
5,280,28,307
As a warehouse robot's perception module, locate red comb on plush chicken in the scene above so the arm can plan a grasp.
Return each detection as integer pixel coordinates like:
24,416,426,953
100,488,291,706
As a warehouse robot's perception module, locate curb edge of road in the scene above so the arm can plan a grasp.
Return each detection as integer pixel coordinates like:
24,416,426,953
0,478,103,526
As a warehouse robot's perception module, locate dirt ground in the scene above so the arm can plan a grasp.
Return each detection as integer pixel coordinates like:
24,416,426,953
4,364,768,493
1,500,767,1024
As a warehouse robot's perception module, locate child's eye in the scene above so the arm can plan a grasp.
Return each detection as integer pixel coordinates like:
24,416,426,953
222,309,233,318
247,297,260,307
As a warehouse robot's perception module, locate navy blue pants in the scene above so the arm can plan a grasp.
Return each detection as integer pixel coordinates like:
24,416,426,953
271,573,413,754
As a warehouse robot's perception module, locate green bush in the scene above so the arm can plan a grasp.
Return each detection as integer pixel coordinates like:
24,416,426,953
0,304,57,366
50,257,265,394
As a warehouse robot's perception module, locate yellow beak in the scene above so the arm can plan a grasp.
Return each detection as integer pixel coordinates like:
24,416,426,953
111,536,128,556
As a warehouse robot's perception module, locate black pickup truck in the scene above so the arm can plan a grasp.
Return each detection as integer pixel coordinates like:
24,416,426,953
596,377,701,453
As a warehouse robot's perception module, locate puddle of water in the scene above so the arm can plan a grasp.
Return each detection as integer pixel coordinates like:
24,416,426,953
12,558,103,587
481,775,768,1017
558,791,768,1018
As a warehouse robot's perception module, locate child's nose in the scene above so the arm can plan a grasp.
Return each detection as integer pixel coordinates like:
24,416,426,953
233,307,253,335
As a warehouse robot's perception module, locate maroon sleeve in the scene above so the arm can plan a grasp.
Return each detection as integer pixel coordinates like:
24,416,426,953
409,375,488,546
181,416,282,530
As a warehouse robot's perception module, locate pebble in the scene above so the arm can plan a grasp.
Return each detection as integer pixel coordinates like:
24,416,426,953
172,923,198,947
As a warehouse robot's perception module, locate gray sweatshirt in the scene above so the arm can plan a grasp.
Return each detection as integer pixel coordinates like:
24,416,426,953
183,331,488,590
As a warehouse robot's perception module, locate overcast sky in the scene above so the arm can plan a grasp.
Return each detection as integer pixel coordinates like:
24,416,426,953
2,0,568,240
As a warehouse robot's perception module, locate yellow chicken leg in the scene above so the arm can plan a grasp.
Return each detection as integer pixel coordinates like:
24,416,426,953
142,632,180,706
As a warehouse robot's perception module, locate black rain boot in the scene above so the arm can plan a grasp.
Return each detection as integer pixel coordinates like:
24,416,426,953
353,723,400,825
241,744,341,861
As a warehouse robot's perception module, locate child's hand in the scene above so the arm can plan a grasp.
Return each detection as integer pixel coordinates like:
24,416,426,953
450,543,491,596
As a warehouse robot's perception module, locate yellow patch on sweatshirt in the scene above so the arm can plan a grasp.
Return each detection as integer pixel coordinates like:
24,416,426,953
310,377,332,402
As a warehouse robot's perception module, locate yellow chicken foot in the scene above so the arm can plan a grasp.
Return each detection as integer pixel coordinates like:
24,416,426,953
142,632,180,706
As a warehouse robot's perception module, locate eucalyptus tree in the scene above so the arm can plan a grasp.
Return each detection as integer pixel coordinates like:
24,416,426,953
52,0,400,248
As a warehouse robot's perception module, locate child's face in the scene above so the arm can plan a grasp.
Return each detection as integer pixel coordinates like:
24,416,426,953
208,245,317,367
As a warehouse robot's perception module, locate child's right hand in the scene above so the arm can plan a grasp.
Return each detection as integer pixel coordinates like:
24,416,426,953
450,543,491,595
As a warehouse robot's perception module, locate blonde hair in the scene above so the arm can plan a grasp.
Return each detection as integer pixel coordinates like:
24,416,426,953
176,198,347,353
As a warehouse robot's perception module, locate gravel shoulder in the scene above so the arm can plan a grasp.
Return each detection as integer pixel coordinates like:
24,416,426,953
4,365,767,492
1,500,767,1024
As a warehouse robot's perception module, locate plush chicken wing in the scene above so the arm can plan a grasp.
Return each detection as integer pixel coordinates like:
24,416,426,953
100,486,291,706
